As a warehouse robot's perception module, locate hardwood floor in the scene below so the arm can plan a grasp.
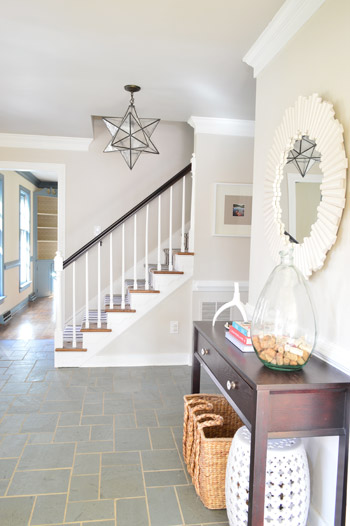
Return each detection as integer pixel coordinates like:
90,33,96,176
0,297,55,340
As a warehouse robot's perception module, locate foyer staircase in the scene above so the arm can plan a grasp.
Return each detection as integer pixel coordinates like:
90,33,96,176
54,163,195,368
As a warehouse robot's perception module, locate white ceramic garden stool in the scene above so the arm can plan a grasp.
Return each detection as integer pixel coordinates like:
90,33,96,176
225,426,310,525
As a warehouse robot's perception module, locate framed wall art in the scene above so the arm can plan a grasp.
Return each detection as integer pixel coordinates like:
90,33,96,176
214,183,252,236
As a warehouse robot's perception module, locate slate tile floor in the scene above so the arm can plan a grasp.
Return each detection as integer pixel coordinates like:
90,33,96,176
0,339,229,526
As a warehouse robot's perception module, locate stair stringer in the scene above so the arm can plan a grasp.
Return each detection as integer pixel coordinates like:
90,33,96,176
55,254,193,368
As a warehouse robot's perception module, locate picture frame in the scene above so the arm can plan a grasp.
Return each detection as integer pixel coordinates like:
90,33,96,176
214,183,253,237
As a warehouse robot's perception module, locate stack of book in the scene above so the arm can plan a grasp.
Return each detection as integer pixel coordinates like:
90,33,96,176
225,321,254,353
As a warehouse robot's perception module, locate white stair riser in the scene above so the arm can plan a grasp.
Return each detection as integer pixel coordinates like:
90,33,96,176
174,254,194,273
150,272,183,290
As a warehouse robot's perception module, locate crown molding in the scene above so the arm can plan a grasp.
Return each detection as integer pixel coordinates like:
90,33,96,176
0,133,93,151
243,0,326,78
188,117,255,137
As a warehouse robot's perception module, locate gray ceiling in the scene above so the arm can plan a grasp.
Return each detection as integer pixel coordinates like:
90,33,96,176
0,0,284,138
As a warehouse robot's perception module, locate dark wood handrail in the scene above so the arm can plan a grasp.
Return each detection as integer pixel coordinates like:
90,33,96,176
63,163,192,269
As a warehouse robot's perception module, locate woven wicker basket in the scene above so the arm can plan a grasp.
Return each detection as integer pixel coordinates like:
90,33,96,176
188,395,243,509
183,394,222,472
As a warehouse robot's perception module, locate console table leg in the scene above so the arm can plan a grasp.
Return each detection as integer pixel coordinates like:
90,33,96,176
191,328,201,393
248,390,270,526
335,392,349,525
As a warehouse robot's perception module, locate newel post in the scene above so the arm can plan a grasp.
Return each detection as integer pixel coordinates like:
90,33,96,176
188,153,196,252
54,251,64,348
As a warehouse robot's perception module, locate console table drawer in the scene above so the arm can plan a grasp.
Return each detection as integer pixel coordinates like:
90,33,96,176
197,333,253,423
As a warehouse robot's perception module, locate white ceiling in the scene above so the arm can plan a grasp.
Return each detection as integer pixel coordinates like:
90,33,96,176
1,0,284,138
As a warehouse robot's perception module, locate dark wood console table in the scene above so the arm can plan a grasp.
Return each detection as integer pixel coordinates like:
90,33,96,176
191,321,350,526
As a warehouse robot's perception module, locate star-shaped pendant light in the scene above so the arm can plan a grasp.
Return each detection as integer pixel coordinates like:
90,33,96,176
286,135,321,177
103,85,160,169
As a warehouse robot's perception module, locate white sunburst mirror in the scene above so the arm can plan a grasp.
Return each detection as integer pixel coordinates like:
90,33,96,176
264,93,348,278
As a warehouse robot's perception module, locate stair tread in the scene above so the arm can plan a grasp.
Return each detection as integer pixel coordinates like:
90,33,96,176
105,307,136,313
81,322,112,332
150,269,184,275
175,251,194,255
56,341,87,352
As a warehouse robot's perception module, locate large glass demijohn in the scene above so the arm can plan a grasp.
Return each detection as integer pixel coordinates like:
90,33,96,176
251,246,316,371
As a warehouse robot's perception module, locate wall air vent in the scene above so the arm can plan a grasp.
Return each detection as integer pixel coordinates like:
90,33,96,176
1,311,12,324
201,302,229,322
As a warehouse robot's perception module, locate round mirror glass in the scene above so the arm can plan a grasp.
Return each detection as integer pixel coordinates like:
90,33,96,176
280,135,322,245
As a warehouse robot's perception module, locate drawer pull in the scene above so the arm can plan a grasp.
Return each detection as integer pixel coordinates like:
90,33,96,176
201,348,209,356
227,380,236,391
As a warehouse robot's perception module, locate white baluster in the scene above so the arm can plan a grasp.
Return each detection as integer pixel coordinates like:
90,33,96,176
121,223,126,309
85,252,89,329
145,205,149,290
157,195,161,271
189,153,196,252
97,242,101,328
72,261,77,347
133,214,137,290
181,176,186,252
54,251,63,348
169,186,173,271
109,234,113,309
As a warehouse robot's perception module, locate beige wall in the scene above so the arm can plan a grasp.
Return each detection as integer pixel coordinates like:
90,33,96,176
0,119,193,257
248,0,350,523
0,171,38,315
193,133,254,282
0,120,194,318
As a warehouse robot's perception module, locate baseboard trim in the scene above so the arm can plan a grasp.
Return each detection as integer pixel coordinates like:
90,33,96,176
193,280,249,293
56,352,192,368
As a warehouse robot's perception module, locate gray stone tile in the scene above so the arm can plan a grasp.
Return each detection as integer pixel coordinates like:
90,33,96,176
156,407,184,426
91,424,113,441
81,415,113,426
0,434,27,457
40,400,83,413
144,469,187,487
136,409,158,427
113,378,142,393
100,464,144,498
22,413,59,432
115,428,151,451
149,427,176,449
83,402,103,416
117,497,149,526
0,415,26,434
147,486,182,526
142,449,182,471
65,500,115,522
115,413,136,428
76,440,113,454
82,522,115,526
0,479,9,495
176,485,228,524
73,453,100,475
69,474,99,501
54,425,90,442
28,381,50,394
46,384,86,401
133,391,163,410
18,443,75,469
1,383,30,394
28,432,54,444
59,412,81,426
102,451,140,466
104,399,134,414
8,469,70,495
31,494,67,525
8,395,42,414
0,458,17,479
0,496,34,525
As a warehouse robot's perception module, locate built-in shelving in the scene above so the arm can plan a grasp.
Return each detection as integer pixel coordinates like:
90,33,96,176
37,195,58,259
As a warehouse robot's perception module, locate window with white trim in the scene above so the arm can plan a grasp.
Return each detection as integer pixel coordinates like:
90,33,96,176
19,187,31,289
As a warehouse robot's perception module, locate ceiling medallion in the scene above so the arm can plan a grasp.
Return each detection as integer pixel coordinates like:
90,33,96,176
103,85,160,169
